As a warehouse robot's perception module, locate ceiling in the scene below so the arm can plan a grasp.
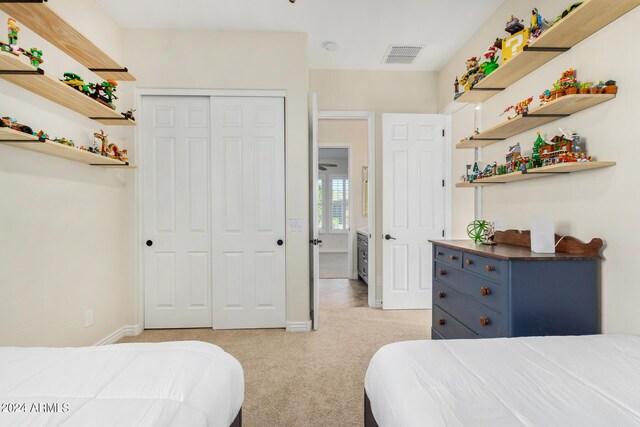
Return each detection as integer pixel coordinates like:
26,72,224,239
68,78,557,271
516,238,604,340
97,0,503,71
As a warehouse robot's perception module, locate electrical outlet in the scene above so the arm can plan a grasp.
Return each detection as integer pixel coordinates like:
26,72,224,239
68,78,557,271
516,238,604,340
84,310,94,328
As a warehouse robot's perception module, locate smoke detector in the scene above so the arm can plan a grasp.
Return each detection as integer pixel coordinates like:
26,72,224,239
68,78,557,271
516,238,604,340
382,45,424,64
322,41,338,52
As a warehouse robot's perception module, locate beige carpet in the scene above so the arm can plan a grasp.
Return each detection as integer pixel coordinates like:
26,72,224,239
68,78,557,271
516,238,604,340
319,252,349,278
120,284,431,426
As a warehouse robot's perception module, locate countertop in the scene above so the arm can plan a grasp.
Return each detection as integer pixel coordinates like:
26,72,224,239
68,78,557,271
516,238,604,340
429,239,600,261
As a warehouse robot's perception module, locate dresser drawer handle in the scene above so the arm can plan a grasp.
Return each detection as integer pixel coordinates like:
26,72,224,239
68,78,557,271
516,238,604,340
439,268,446,276
437,292,446,299
485,265,495,272
437,251,443,256
438,319,446,326
465,259,473,265
480,316,490,327
480,287,491,296
450,255,457,261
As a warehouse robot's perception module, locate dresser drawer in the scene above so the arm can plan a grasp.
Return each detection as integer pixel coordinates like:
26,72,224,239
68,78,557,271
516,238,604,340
432,305,478,340
462,252,508,283
434,281,505,338
433,264,503,313
433,245,462,268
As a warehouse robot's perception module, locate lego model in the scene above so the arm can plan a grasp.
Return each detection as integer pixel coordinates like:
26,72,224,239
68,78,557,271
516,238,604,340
61,73,91,95
505,15,524,34
481,45,500,76
89,80,118,110
7,17,19,45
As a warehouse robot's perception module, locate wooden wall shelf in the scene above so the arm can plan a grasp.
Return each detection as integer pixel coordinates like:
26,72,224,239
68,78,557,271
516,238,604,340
0,127,135,168
455,0,639,104
0,52,135,126
455,161,615,187
456,94,615,149
0,1,135,81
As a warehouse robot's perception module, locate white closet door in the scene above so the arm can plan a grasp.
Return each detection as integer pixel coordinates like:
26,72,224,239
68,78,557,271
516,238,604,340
143,96,212,328
382,114,446,309
211,97,286,329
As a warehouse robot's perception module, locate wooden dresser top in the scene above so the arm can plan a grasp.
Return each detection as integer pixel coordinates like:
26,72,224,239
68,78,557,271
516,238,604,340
429,239,600,261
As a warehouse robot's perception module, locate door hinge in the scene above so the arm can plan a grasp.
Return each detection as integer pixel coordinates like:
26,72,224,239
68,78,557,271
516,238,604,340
442,229,445,238
442,129,445,137
442,179,445,187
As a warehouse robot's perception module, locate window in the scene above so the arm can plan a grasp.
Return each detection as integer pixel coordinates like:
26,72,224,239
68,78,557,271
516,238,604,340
317,174,349,233
330,176,349,231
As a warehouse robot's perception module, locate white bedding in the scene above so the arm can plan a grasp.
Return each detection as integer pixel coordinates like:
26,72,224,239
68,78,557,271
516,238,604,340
0,341,243,427
365,335,640,426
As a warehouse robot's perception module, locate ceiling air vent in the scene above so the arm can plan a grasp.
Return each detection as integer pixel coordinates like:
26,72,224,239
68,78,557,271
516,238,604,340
382,45,424,64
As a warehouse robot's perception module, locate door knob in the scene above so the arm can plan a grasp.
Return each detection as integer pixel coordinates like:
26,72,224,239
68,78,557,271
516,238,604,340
277,239,284,246
384,234,396,240
146,240,153,247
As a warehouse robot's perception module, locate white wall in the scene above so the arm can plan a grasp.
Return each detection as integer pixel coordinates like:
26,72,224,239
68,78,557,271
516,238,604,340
0,0,136,346
439,2,640,334
123,29,310,325
310,70,439,299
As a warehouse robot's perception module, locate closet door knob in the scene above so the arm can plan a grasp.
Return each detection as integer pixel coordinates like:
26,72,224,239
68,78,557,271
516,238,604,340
277,239,284,246
146,240,153,247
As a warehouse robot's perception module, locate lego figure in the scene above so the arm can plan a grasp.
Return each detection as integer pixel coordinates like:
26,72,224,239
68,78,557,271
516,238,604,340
454,76,459,95
28,48,43,68
530,8,546,39
7,17,19,45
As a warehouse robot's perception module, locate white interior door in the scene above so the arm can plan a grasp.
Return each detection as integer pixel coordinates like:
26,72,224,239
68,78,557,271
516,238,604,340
382,114,446,309
143,96,212,328
211,96,286,329
309,93,320,330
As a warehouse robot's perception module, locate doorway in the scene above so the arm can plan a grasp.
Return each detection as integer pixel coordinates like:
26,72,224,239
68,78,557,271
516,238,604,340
317,147,351,280
141,94,286,329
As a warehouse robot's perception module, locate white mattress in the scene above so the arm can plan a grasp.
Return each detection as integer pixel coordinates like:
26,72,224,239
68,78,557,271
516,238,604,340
365,335,640,426
0,341,243,427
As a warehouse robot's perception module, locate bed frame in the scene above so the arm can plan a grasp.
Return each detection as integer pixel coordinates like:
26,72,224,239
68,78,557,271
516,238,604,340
364,391,378,427
230,408,242,427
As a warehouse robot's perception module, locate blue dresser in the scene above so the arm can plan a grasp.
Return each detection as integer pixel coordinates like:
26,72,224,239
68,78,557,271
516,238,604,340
430,238,600,340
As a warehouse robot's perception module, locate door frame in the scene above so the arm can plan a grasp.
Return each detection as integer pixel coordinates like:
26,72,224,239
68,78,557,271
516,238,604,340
316,111,377,308
135,88,287,330
317,144,353,279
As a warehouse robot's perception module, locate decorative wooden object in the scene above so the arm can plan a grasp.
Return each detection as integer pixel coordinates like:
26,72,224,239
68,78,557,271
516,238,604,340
456,94,615,149
455,161,615,187
493,229,603,258
0,127,135,168
0,52,135,126
455,0,640,104
0,1,135,81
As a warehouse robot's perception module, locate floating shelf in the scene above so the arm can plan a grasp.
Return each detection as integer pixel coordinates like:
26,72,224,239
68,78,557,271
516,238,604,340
0,52,135,126
0,127,135,168
455,161,615,187
455,0,640,104
0,1,135,81
456,94,615,149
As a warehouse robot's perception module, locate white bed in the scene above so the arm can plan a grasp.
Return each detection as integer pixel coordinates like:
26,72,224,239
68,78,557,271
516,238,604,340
365,335,640,426
0,341,243,427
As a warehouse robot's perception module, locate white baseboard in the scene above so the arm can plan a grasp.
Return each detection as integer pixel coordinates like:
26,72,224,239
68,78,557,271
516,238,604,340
95,324,142,346
286,321,311,332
